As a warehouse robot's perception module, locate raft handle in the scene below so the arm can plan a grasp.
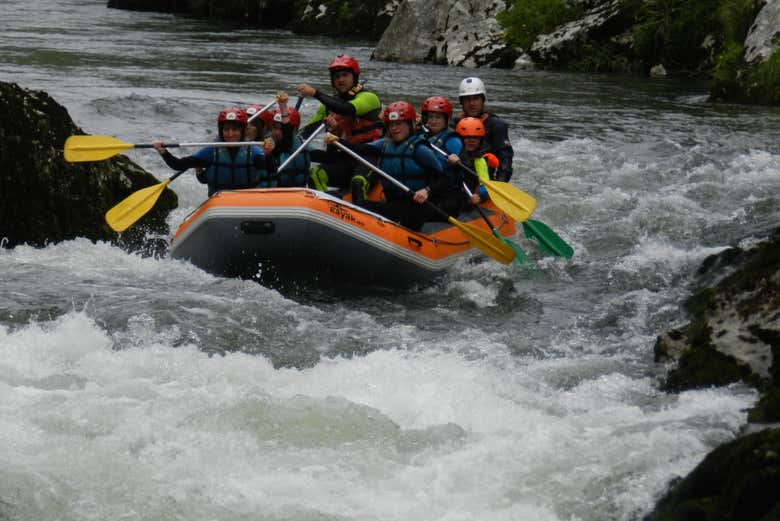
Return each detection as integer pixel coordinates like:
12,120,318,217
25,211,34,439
241,220,275,235
407,236,422,248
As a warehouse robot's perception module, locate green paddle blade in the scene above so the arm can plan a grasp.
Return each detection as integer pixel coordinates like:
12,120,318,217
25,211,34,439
448,217,516,265
482,179,537,223
523,219,574,259
105,179,170,232
64,135,134,162
494,231,532,264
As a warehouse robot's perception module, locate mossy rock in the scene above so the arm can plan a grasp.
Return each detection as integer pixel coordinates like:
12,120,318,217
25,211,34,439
288,0,395,40
644,428,780,521
0,81,177,255
661,341,757,392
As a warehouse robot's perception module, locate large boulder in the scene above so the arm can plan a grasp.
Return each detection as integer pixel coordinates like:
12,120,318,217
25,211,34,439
372,0,518,67
527,0,636,70
288,0,399,40
0,81,177,254
710,0,780,105
744,0,780,64
643,427,780,521
655,227,780,422
647,229,780,521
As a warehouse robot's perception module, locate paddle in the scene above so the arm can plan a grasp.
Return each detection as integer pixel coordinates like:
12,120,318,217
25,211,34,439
425,141,573,259
462,182,531,264
277,122,325,173
246,98,277,124
426,142,536,222
64,136,268,163
105,170,185,232
328,136,515,265
523,219,574,259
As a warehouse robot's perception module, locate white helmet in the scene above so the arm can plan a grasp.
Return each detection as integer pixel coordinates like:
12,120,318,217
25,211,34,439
458,77,486,101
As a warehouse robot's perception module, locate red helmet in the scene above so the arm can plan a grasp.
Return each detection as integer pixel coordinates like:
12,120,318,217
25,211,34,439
217,107,247,125
268,107,302,129
328,54,360,75
245,105,273,127
455,117,485,138
420,96,453,118
383,101,416,123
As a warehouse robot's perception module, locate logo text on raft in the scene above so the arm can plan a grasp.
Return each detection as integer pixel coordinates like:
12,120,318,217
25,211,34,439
328,202,365,227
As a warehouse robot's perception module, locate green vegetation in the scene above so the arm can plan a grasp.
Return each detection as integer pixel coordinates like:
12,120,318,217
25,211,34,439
498,0,777,104
497,0,583,50
630,0,760,73
747,48,780,104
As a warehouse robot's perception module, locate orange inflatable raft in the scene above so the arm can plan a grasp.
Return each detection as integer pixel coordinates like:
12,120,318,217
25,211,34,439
170,188,517,284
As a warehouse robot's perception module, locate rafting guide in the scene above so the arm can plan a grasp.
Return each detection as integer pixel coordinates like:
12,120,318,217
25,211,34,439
297,54,383,202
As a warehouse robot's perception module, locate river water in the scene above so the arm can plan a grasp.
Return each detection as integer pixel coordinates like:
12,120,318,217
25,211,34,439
2,1,779,520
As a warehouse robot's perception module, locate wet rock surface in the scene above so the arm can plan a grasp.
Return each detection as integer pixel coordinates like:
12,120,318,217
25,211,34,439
0,81,177,255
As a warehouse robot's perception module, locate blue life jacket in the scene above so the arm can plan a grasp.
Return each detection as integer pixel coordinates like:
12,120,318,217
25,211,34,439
277,135,310,187
379,134,429,200
424,129,464,190
204,147,275,195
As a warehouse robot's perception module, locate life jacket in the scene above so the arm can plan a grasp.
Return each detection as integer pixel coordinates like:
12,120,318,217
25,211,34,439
204,146,275,194
336,87,383,145
342,112,384,144
277,135,310,187
423,129,464,190
378,134,429,200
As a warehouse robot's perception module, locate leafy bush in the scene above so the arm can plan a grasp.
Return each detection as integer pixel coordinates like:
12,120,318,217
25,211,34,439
712,41,744,85
497,0,582,50
749,48,780,104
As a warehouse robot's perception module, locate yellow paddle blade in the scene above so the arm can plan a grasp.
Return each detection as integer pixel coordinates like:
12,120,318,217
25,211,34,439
105,179,170,232
447,217,516,265
64,135,134,162
482,180,537,223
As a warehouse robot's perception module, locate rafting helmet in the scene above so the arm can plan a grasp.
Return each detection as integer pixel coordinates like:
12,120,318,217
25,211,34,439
420,96,453,120
268,107,302,129
383,101,416,124
329,54,360,87
218,107,247,140
245,105,273,127
458,77,487,102
455,117,485,138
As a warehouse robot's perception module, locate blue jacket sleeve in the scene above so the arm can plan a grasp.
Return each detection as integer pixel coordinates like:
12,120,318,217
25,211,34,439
413,144,443,174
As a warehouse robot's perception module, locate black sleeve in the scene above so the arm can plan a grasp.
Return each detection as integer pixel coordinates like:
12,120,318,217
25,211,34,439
275,123,294,152
160,151,209,171
313,90,357,117
326,139,380,161
300,121,322,140
253,152,276,173
486,116,514,182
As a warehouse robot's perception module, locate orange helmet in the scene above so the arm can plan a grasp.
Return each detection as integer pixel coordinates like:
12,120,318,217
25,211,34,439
455,117,485,138
383,101,416,123
420,96,453,118
268,107,302,130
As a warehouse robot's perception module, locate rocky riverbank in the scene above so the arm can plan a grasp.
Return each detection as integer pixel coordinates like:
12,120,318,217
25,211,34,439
106,0,398,40
106,0,779,105
644,228,780,520
0,81,177,255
